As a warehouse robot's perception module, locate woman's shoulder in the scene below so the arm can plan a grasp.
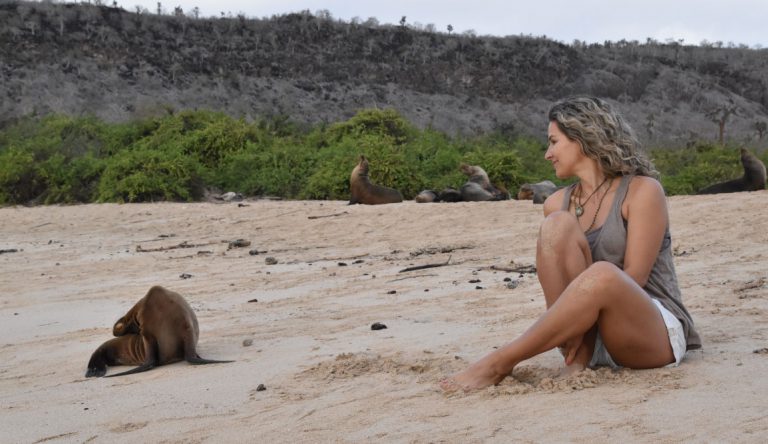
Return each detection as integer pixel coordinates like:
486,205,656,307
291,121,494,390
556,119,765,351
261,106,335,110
542,186,570,216
626,175,665,198
623,175,668,216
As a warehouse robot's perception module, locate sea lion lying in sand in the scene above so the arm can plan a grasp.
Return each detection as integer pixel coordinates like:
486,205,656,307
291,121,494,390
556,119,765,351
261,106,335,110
518,180,559,204
86,286,233,378
414,164,509,203
413,188,463,203
414,190,438,203
349,155,403,205
697,148,766,194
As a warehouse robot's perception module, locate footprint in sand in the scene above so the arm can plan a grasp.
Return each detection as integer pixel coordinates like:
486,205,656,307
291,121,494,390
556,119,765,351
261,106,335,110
109,422,148,433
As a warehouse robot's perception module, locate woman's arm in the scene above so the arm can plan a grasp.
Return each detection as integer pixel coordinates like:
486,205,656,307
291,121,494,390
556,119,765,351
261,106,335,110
622,176,669,287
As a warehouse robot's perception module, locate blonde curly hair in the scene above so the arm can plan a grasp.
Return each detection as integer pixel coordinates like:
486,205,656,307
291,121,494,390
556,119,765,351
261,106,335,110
548,96,658,178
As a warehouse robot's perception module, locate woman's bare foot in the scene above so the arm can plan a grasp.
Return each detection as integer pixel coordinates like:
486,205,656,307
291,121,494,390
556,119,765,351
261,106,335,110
439,360,508,393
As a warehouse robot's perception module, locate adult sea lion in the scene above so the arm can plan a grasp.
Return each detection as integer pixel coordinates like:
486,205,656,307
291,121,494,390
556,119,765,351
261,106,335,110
697,148,767,194
349,155,403,205
85,286,232,378
518,180,559,204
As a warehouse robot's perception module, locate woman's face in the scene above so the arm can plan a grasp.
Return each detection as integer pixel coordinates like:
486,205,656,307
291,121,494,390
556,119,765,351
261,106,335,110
545,121,584,179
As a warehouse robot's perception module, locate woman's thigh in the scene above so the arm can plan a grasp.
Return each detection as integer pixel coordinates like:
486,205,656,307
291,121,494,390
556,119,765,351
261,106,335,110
589,264,674,368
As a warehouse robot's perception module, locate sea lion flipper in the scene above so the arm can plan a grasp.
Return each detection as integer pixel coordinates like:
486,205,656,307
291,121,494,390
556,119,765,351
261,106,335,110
85,355,108,378
104,362,157,377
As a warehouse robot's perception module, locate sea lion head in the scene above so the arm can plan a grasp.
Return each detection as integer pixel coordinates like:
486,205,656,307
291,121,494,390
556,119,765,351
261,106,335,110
517,184,534,200
113,314,139,336
459,163,476,176
356,154,369,174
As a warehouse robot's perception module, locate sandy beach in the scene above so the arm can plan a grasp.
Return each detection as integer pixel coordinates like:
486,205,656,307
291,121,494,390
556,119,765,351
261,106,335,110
1,192,767,443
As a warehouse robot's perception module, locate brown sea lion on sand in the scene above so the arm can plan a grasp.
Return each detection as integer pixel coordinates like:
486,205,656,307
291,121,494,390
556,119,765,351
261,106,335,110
458,164,509,201
85,286,232,378
697,148,767,194
517,180,559,204
437,188,463,202
349,155,403,205
414,189,438,203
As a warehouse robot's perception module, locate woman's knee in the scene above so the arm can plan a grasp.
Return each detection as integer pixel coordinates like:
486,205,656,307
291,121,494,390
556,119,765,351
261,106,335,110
578,261,625,295
538,211,581,248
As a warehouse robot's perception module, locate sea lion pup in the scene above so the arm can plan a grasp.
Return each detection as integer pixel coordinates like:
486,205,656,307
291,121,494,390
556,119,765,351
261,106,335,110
414,189,438,203
85,285,233,378
458,163,509,201
697,148,767,194
348,155,403,205
517,180,559,204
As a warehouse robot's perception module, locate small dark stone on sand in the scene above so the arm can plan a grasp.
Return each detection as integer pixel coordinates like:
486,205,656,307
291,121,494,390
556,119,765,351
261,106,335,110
248,298,258,303
180,273,193,279
754,348,768,354
475,286,483,290
256,384,266,391
338,262,347,266
386,290,397,294
469,279,481,283
371,322,388,330
353,259,365,264
503,277,512,282
238,203,249,207
228,239,251,249
265,257,278,265
243,339,254,347
249,249,260,255
506,280,519,289
424,289,429,292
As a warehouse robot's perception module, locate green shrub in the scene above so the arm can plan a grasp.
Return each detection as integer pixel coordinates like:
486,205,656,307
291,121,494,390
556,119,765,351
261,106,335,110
325,108,416,145
213,139,315,198
97,146,205,202
36,153,105,203
0,147,42,204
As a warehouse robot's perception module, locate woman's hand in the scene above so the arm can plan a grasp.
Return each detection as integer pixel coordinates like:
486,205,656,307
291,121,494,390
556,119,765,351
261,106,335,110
559,334,584,365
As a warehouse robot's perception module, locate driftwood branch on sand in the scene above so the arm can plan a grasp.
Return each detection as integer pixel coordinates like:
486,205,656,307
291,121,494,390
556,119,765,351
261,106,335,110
136,241,217,253
307,211,349,220
399,255,453,273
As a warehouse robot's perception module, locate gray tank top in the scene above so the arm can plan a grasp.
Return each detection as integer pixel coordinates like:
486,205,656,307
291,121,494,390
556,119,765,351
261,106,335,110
562,175,701,350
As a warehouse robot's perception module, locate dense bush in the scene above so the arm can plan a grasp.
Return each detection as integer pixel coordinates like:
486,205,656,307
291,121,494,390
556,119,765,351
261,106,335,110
0,108,764,206
96,145,205,203
214,139,315,198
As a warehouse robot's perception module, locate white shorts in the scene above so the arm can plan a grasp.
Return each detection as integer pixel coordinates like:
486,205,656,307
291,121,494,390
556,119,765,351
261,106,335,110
589,298,687,369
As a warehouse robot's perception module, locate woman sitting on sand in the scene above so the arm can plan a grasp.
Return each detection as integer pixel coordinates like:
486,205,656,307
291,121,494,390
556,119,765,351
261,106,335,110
441,96,701,392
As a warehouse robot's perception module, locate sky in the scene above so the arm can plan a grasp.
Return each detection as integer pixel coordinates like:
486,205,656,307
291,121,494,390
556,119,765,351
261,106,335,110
118,0,768,48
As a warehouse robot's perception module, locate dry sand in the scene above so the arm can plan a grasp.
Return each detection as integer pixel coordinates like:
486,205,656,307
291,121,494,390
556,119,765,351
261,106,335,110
1,192,767,443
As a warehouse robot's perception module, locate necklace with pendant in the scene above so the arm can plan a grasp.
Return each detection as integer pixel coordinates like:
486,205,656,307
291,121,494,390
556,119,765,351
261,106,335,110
574,177,609,218
584,178,614,232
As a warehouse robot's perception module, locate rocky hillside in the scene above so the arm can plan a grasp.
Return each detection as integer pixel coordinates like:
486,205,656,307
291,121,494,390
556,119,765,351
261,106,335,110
2,1,767,147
